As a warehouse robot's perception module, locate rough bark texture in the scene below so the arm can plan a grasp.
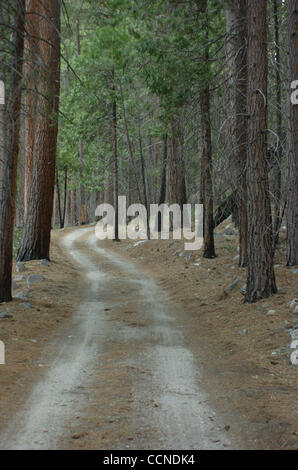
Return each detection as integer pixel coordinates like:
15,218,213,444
24,0,38,220
272,0,283,250
0,0,25,302
245,0,277,302
17,0,60,261
200,87,215,258
286,0,298,266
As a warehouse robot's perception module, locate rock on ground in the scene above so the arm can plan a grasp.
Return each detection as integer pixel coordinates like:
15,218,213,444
27,274,45,287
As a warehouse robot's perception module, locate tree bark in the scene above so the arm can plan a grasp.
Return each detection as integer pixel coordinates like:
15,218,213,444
23,0,39,220
0,0,25,302
111,68,119,241
197,1,216,258
62,167,68,227
245,0,277,302
272,0,283,251
286,0,298,266
17,0,60,261
76,18,86,225
234,0,248,266
200,86,216,258
70,186,78,225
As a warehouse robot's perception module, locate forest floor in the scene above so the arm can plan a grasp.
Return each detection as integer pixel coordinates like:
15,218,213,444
0,220,297,450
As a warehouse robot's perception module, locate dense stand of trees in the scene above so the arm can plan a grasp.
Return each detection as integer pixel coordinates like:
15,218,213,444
0,0,297,304
17,0,61,262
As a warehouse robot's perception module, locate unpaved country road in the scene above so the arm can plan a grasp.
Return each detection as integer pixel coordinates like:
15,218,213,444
0,227,231,450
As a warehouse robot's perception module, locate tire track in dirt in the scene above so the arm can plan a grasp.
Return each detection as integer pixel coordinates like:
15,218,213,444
0,227,230,449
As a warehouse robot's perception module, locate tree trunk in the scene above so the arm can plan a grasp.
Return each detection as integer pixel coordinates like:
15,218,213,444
200,85,215,258
56,169,67,229
56,170,62,228
79,139,86,224
138,125,150,237
272,0,283,251
24,0,38,220
76,18,86,225
62,167,68,228
245,0,277,302
225,0,248,266
70,187,78,226
17,0,60,261
157,134,168,232
112,68,119,241
286,0,298,266
235,0,248,266
0,0,25,302
197,2,216,259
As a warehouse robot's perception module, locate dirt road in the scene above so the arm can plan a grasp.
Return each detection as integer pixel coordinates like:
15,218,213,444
0,227,231,450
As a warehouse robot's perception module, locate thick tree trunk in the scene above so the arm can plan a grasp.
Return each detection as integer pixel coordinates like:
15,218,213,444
272,0,283,251
0,0,25,302
245,0,277,302
24,0,38,220
17,0,60,261
286,0,298,266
